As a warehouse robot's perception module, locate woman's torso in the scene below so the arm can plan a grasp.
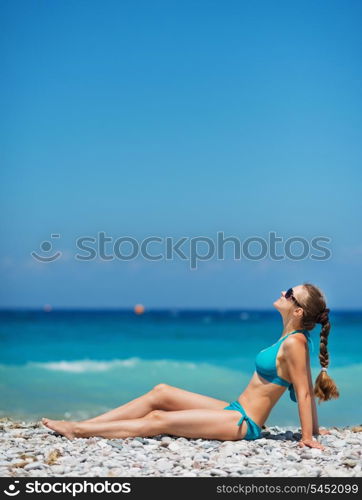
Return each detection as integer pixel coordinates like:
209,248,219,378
237,331,311,427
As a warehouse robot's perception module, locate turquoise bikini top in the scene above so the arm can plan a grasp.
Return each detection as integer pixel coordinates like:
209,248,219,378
255,329,314,402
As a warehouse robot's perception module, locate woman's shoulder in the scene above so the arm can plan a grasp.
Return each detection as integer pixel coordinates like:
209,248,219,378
283,332,308,351
282,333,311,367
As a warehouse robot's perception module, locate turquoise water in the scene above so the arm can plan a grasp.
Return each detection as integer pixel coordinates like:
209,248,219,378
0,309,361,426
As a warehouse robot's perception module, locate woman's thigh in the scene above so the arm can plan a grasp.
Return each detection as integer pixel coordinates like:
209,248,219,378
153,384,230,411
149,408,247,441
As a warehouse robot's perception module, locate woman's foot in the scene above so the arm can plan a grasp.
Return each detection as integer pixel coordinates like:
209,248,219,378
41,417,79,440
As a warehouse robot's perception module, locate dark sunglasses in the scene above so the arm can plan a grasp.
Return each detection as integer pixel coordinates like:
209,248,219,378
285,288,303,308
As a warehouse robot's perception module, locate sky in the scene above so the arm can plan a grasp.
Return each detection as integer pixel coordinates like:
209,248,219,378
1,0,361,309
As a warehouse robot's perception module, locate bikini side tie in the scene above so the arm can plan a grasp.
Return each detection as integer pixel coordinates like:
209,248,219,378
227,400,253,427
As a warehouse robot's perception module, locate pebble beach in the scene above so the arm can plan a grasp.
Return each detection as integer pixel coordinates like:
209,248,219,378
1,418,361,478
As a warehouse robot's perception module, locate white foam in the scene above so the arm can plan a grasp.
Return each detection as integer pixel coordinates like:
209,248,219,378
26,358,198,373
28,357,141,372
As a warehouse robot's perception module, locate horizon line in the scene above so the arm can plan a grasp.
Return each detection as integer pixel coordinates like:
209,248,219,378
0,307,361,313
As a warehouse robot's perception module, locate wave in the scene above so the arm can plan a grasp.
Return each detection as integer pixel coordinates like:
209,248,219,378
7,358,199,373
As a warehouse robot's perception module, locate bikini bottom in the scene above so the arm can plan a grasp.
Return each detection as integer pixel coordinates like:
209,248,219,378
223,400,262,440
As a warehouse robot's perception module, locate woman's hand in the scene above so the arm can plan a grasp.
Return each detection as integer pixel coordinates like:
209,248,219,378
298,438,325,450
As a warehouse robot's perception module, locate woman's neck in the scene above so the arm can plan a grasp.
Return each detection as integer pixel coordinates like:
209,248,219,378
281,321,303,337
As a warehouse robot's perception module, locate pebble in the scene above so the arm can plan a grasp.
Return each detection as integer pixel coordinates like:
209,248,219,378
160,436,172,443
330,439,346,448
201,442,215,449
24,461,43,471
347,438,361,445
1,419,361,477
155,459,173,471
343,459,358,468
130,440,143,448
168,442,181,452
209,468,228,476
285,431,294,440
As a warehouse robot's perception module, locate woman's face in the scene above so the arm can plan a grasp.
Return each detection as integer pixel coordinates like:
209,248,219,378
273,285,305,313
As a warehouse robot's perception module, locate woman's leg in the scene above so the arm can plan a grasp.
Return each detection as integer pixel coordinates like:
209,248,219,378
41,387,156,430
80,387,156,423
42,408,248,441
41,384,231,433
71,384,229,424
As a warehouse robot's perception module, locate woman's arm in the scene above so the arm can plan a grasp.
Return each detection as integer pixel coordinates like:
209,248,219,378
311,394,319,435
284,337,324,450
307,351,331,436
308,370,330,436
306,351,319,434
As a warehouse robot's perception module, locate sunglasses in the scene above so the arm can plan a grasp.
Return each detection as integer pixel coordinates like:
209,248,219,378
285,288,303,308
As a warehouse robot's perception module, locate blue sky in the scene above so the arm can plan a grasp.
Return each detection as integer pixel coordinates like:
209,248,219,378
1,0,361,309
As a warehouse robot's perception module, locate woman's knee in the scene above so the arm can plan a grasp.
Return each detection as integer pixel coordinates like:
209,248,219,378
142,409,168,436
150,383,171,405
145,409,167,420
152,383,170,392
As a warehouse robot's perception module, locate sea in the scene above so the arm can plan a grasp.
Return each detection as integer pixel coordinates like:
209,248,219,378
0,309,361,426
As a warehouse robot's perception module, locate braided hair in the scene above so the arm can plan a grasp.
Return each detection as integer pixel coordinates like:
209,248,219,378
299,283,339,403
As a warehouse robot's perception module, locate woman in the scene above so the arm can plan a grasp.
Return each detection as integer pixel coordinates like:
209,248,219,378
42,282,339,449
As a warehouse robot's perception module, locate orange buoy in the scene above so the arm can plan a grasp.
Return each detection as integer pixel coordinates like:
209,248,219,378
134,304,145,315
